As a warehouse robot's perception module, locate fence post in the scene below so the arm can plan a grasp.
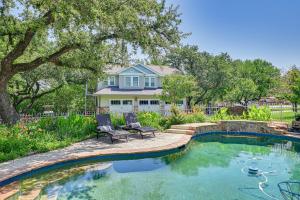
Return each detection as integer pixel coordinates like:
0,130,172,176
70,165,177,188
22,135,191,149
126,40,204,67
280,103,283,122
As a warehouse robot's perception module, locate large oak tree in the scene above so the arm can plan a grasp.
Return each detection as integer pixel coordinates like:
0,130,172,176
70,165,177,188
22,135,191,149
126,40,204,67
0,0,183,124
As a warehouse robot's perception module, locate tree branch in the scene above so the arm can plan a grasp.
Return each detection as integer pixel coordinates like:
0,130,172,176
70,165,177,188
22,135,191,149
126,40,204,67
12,45,78,73
1,11,54,70
12,32,123,73
51,59,98,73
14,83,63,108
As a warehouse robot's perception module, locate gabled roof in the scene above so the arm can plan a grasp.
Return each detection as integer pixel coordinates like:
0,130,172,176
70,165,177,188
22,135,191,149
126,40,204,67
146,65,180,75
104,64,180,76
118,66,144,75
134,64,156,75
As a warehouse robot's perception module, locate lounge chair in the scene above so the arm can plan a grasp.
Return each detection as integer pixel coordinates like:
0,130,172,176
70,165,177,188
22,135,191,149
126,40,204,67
123,112,156,138
96,114,129,143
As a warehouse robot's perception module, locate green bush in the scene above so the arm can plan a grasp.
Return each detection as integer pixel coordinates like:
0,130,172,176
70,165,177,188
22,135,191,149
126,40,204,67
183,112,206,123
0,115,97,163
212,108,236,121
295,113,300,121
159,105,206,129
110,113,125,127
243,105,271,121
38,115,96,139
137,112,164,130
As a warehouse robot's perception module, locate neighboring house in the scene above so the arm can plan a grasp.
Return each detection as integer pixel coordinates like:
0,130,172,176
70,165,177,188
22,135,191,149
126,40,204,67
93,64,186,114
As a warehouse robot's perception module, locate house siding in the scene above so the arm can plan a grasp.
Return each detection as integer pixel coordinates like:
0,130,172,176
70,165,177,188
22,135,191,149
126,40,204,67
156,77,162,87
97,94,187,114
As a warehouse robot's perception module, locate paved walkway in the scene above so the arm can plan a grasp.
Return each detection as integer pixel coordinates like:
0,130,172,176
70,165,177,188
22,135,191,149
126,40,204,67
0,133,191,186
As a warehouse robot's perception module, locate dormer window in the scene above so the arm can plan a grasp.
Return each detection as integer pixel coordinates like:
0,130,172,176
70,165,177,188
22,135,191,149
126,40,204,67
125,76,139,87
108,76,116,86
145,77,155,87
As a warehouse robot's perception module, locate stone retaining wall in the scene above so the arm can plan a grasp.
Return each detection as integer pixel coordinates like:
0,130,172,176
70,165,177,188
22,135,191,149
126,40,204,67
195,120,289,135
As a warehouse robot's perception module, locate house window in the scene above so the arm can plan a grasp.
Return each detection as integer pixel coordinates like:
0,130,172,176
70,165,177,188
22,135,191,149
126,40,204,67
107,76,116,86
125,76,139,87
125,77,131,87
145,77,155,87
177,100,184,105
139,100,149,105
150,100,159,105
108,76,116,86
145,78,149,87
111,100,121,105
123,100,133,105
133,77,139,87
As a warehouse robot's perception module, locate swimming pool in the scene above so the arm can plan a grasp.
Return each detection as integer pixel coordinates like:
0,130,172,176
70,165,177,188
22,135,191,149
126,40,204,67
4,133,300,199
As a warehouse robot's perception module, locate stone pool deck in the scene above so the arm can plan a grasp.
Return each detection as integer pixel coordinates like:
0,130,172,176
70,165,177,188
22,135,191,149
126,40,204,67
0,132,191,199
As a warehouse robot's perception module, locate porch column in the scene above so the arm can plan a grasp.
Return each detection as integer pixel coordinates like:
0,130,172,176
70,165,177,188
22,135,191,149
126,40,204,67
133,96,139,112
160,100,165,115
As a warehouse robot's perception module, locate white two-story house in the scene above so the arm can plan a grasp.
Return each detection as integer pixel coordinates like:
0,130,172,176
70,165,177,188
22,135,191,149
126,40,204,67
93,64,186,114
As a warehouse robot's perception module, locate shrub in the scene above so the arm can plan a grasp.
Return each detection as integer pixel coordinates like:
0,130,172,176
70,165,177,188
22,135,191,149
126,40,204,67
37,115,96,140
110,113,125,127
183,112,206,123
295,113,300,121
243,105,271,121
137,112,164,130
212,108,235,121
0,115,97,163
160,105,206,129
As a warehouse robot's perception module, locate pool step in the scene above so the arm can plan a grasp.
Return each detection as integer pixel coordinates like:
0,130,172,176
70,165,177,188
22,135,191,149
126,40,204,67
165,128,195,135
171,125,198,130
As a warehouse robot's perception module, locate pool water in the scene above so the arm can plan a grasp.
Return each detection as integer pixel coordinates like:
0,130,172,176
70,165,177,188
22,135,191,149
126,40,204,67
10,135,300,200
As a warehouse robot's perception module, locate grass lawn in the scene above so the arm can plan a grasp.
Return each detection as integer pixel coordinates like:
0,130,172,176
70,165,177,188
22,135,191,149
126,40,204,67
271,111,296,123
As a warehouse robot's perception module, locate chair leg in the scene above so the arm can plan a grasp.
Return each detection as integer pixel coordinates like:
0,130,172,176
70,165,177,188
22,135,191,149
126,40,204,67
152,132,155,137
110,136,114,143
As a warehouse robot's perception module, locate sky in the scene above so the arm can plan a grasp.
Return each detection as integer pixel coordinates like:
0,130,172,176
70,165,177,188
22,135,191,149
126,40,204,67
166,0,300,70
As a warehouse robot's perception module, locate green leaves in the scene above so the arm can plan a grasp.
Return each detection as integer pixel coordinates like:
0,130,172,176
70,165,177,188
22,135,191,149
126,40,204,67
282,67,300,105
243,105,271,121
224,59,280,105
160,74,196,104
225,78,258,105
164,46,233,103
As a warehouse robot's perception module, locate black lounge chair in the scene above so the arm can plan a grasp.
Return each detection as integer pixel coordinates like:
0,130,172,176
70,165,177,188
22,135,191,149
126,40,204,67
123,112,156,138
96,114,129,143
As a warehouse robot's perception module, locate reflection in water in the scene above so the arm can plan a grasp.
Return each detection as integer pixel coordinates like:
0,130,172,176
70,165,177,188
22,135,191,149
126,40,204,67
4,135,300,200
113,158,166,173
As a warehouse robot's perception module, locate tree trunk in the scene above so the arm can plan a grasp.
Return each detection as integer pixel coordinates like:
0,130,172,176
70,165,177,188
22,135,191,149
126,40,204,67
0,84,19,125
186,96,192,110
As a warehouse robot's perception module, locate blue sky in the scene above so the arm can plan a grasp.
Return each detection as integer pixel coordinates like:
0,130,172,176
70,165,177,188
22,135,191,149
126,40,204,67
167,0,300,69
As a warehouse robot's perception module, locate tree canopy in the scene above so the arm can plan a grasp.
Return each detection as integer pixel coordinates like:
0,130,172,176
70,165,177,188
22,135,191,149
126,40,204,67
225,59,280,105
281,66,300,111
165,45,233,104
163,45,280,106
160,74,196,104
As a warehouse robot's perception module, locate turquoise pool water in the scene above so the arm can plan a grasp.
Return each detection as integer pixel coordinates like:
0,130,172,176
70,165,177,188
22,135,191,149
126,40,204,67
11,134,300,199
